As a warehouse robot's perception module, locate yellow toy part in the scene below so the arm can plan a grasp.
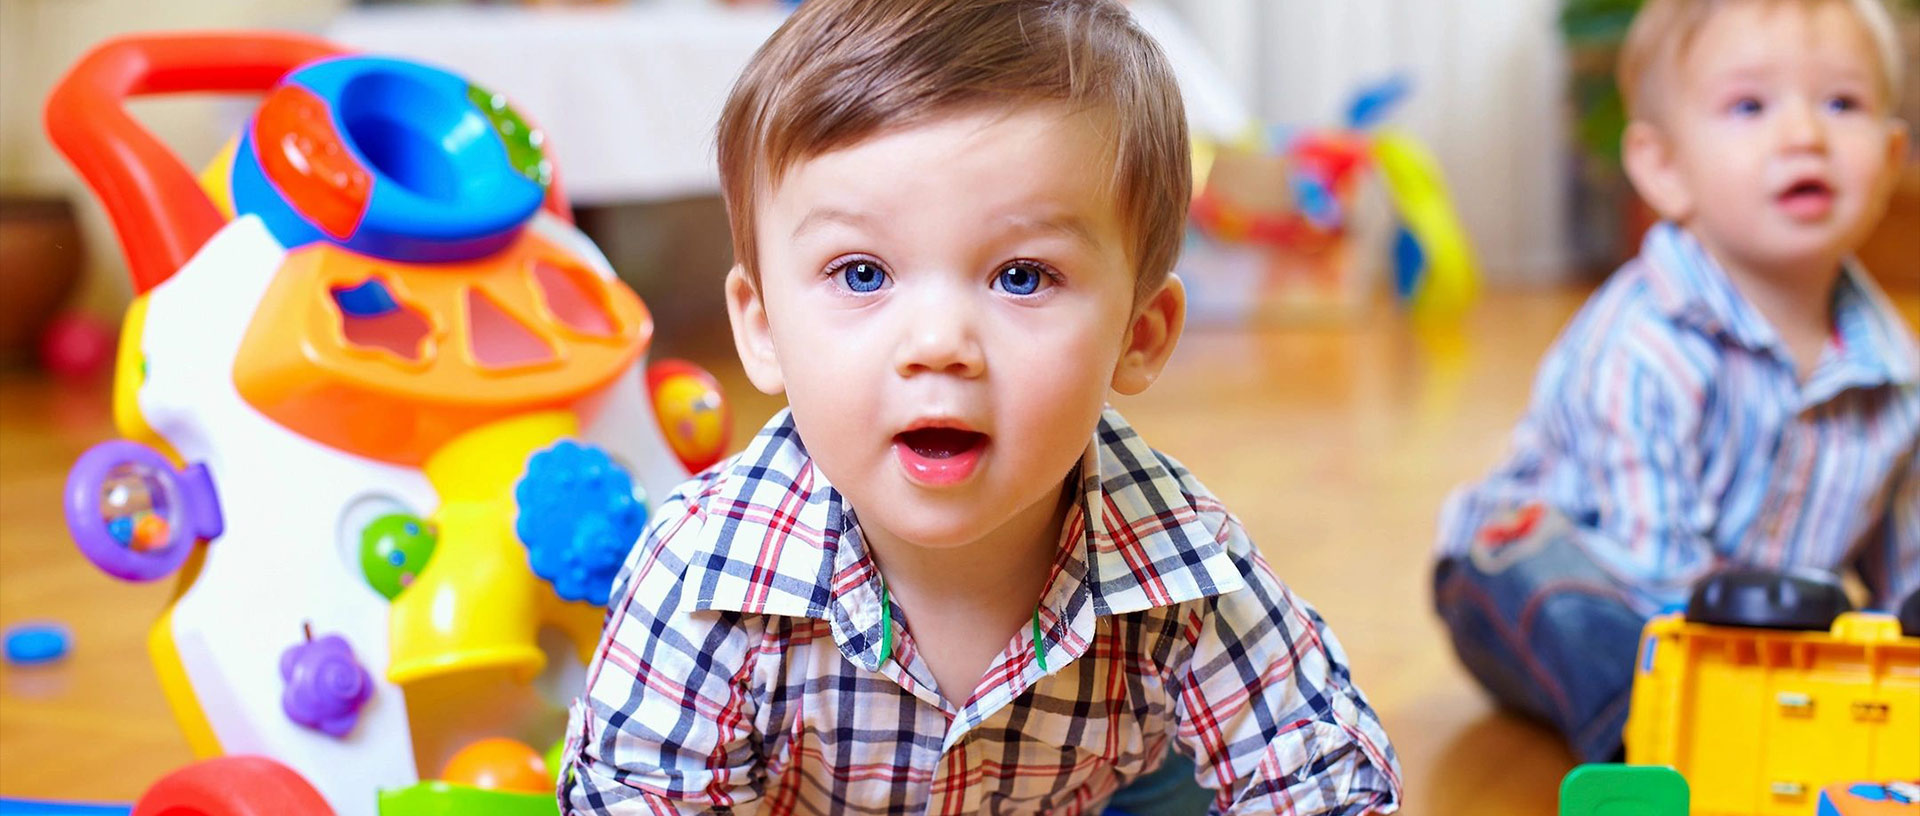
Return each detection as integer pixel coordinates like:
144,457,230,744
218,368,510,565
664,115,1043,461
1370,129,1479,321
112,295,181,462
1626,611,1920,816
149,545,222,760
648,359,730,473
199,137,238,221
387,410,602,686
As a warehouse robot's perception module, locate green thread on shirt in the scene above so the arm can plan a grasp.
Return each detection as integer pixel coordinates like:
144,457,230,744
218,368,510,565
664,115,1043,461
1032,611,1048,672
879,576,893,665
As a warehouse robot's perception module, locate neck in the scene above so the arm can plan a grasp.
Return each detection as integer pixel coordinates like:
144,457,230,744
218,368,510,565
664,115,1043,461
861,477,1075,618
1690,227,1843,363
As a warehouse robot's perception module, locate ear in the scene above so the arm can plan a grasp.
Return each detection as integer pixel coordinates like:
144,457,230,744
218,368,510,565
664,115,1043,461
1110,275,1186,396
1886,118,1911,177
1622,120,1694,222
725,264,786,395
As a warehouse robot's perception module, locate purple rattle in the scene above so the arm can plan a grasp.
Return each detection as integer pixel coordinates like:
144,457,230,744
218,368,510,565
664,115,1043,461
64,440,223,582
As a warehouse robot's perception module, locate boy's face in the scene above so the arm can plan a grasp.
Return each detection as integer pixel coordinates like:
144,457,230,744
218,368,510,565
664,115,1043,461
727,105,1183,550
1628,1,1908,275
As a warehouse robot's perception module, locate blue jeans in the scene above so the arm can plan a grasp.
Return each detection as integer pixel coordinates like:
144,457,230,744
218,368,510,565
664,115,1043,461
1104,749,1214,816
1432,513,1647,762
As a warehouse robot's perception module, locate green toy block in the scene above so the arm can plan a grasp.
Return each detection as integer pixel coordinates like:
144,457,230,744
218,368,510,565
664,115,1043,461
379,781,558,816
1560,764,1689,816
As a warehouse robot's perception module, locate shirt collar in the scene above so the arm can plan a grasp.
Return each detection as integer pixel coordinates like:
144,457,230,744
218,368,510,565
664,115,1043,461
1640,222,1919,391
1825,264,1920,389
1640,222,1784,354
683,408,1245,652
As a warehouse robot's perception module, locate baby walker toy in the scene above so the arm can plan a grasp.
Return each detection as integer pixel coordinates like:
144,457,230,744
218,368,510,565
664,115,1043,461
21,31,731,815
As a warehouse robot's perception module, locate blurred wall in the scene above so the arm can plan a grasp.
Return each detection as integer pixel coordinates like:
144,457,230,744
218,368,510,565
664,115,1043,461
0,0,346,319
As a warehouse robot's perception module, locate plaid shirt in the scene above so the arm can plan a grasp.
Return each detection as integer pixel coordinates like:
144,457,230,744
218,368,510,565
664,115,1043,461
1438,223,1920,612
562,408,1402,815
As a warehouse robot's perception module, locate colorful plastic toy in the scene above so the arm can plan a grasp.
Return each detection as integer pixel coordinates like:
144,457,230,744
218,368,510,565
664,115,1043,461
1625,570,1920,816
1559,764,1689,816
0,800,132,815
1183,77,1479,324
3,623,71,665
1819,782,1920,815
45,31,728,815
440,738,550,793
37,312,117,381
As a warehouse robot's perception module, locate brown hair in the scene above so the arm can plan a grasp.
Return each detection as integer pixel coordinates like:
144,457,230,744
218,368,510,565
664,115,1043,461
715,0,1191,302
1617,0,1905,121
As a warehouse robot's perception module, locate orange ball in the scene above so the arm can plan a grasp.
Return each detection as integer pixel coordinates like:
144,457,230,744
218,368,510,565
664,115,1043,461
441,737,550,792
132,513,172,552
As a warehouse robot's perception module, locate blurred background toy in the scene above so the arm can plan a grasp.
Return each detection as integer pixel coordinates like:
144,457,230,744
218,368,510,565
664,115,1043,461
1179,75,1480,326
2,623,71,666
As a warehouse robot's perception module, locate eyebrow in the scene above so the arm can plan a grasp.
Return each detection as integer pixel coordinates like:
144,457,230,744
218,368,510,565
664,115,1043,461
1702,64,1776,84
789,208,1104,250
999,212,1101,250
791,207,876,241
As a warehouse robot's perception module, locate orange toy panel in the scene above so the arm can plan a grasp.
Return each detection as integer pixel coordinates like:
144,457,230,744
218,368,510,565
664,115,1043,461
233,231,650,465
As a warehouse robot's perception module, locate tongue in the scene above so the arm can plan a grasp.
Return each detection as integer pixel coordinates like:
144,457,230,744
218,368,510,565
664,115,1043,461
901,428,983,459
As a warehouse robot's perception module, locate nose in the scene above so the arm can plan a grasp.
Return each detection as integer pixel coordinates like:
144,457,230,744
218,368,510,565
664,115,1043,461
1777,97,1828,153
892,283,985,379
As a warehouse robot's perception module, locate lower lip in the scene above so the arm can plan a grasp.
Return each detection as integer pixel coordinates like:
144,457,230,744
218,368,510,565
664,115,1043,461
893,439,985,486
1778,190,1835,220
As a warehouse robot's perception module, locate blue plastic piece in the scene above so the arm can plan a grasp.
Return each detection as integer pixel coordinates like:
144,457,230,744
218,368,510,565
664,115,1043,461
1850,784,1891,801
229,56,544,263
0,799,132,815
1346,75,1412,131
1392,223,1424,300
4,623,70,665
330,279,401,317
106,516,134,545
1263,123,1301,154
515,441,648,605
1291,174,1341,231
1840,782,1917,803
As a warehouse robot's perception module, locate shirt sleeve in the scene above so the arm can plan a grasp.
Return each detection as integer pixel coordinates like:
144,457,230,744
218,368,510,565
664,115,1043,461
1170,539,1403,816
560,482,767,816
1856,452,1920,610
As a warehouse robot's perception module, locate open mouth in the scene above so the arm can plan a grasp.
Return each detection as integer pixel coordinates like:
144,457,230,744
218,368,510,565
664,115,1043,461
893,426,988,486
1777,178,1835,219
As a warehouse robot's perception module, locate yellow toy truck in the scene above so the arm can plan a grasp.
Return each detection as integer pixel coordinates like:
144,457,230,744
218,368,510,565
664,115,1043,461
1624,569,1920,816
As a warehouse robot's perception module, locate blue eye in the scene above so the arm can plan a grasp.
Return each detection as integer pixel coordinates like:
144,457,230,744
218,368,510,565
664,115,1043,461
836,260,889,294
993,262,1051,296
1730,97,1764,117
1826,94,1861,114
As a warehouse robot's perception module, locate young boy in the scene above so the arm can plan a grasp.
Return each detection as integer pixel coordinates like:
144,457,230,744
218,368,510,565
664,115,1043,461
560,0,1402,813
1434,0,1917,763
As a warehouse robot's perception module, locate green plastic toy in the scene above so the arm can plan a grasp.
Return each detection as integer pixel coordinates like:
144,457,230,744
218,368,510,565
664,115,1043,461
1560,764,1689,816
378,781,557,816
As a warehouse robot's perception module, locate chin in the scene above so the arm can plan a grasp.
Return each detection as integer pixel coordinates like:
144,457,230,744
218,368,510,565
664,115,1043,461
869,514,1001,550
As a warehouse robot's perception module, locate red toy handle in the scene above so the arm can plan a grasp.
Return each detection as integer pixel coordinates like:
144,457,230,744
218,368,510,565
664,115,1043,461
44,32,347,295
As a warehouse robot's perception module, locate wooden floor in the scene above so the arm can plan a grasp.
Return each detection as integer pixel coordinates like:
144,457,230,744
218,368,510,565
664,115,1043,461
5,286,1909,810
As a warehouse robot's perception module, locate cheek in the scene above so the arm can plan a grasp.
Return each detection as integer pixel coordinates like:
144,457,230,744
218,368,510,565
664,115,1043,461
989,309,1125,424
1837,129,1897,185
